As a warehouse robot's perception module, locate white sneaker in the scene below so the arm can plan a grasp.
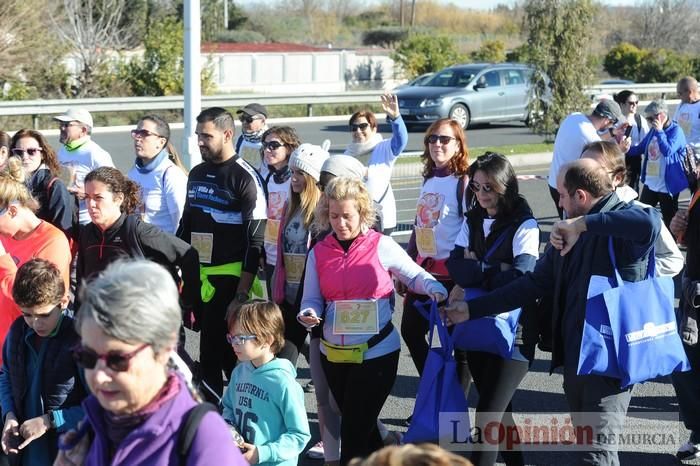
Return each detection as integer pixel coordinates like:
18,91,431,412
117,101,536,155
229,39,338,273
306,441,324,460
677,441,700,461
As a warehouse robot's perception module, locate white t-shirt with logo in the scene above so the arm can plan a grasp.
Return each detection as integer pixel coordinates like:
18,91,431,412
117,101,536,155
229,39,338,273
414,175,467,260
674,100,700,149
642,133,668,193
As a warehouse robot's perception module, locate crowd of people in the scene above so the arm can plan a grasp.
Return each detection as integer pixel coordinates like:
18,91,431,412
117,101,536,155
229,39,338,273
0,76,696,466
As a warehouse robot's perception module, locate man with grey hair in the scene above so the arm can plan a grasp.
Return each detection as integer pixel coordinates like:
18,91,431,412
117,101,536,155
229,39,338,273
54,108,114,225
547,99,630,218
627,99,688,227
674,76,700,150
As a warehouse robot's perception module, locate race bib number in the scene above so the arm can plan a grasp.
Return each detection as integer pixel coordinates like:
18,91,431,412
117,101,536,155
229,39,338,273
283,253,305,284
191,232,214,264
415,226,438,257
646,161,660,178
239,145,260,168
333,300,379,335
265,219,281,245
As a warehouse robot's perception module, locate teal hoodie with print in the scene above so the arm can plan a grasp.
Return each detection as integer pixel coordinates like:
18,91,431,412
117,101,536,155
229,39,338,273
222,357,310,465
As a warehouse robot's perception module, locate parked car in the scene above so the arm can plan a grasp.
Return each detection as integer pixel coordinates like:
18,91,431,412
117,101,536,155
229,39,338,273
394,63,541,129
393,73,435,90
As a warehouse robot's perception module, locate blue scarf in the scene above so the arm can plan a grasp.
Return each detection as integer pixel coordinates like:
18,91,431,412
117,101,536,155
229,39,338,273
134,149,168,174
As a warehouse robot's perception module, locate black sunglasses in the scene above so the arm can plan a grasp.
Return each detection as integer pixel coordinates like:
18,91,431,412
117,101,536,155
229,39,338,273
427,134,456,145
350,122,370,131
72,343,149,372
11,148,42,157
469,181,494,193
262,141,285,151
240,115,261,124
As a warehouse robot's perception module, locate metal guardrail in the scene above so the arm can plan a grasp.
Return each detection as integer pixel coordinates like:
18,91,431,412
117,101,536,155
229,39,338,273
0,83,680,129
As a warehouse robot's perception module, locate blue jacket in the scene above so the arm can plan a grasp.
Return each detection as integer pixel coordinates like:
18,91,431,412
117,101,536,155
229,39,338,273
627,120,688,194
467,193,661,372
222,358,310,466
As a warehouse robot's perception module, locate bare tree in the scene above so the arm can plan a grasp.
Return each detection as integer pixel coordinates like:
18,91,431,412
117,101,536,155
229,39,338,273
0,0,47,83
626,0,700,53
50,0,133,96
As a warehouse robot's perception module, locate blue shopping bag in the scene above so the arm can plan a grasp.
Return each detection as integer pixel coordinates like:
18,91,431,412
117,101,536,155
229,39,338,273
449,230,522,358
451,288,522,358
404,300,469,444
578,239,690,387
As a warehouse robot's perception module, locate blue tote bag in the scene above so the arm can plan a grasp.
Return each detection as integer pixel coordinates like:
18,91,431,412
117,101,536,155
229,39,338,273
578,239,690,387
450,231,522,358
404,300,469,444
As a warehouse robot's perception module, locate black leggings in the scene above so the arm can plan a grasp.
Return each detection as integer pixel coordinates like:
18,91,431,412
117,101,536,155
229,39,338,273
401,292,472,394
276,300,309,366
639,186,679,228
467,350,531,466
199,276,239,402
322,350,400,465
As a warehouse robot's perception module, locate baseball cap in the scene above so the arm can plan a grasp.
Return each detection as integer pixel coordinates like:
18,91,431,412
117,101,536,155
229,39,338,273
53,108,94,129
236,103,268,118
593,99,624,125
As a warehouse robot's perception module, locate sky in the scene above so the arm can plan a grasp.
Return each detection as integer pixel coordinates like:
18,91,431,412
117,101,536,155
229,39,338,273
244,0,640,9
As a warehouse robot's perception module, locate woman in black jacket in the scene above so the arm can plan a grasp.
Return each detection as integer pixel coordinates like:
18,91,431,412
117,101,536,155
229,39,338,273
446,152,540,466
76,166,200,315
10,129,73,236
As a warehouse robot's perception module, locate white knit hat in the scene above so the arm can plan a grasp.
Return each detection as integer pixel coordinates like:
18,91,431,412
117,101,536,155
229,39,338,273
289,143,330,182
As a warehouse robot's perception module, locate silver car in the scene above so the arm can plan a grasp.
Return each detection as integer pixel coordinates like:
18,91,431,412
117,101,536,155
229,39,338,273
395,63,537,129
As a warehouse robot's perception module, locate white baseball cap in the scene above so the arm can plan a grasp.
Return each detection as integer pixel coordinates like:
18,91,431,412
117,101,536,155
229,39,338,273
53,108,94,129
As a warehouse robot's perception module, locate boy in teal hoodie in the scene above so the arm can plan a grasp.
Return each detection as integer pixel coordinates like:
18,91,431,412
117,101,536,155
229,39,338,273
222,300,310,465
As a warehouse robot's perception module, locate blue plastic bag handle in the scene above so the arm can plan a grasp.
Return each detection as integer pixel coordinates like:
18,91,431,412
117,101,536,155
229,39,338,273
607,237,655,287
414,299,454,356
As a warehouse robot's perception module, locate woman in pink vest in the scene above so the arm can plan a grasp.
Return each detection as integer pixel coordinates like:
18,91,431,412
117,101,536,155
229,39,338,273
298,177,447,465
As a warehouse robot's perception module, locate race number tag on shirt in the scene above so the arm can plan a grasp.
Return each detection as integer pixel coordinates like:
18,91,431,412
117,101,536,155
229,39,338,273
265,219,281,245
646,138,661,178
283,253,305,284
191,232,214,264
646,161,660,177
333,300,379,335
415,226,438,256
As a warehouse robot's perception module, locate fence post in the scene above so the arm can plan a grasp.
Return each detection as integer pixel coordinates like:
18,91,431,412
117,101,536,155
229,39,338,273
32,115,39,130
307,104,313,117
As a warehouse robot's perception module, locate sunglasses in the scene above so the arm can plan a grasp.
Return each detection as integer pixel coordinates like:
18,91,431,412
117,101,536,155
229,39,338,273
262,141,285,151
350,122,370,132
427,134,456,145
11,148,42,157
131,129,162,139
469,181,494,193
240,115,262,124
59,122,82,129
72,343,150,372
226,334,257,346
646,115,658,123
627,100,639,106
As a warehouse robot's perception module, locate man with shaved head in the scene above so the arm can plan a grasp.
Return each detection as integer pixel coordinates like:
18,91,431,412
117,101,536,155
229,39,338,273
445,159,662,465
675,76,700,150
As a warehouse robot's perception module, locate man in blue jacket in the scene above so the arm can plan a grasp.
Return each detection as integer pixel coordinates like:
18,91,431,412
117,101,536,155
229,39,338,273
446,158,661,466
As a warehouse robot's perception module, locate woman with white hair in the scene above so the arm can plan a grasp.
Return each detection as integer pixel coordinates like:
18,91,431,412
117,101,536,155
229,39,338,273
56,260,245,465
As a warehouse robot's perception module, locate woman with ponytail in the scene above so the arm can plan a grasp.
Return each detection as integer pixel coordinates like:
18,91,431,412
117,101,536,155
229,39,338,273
76,167,201,316
127,115,188,234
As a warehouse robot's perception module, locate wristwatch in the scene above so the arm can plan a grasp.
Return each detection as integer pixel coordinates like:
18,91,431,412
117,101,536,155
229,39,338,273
235,292,249,303
46,409,56,430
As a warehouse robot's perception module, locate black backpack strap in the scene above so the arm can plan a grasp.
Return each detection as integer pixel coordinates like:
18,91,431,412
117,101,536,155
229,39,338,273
634,113,642,134
456,174,468,218
177,402,218,464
